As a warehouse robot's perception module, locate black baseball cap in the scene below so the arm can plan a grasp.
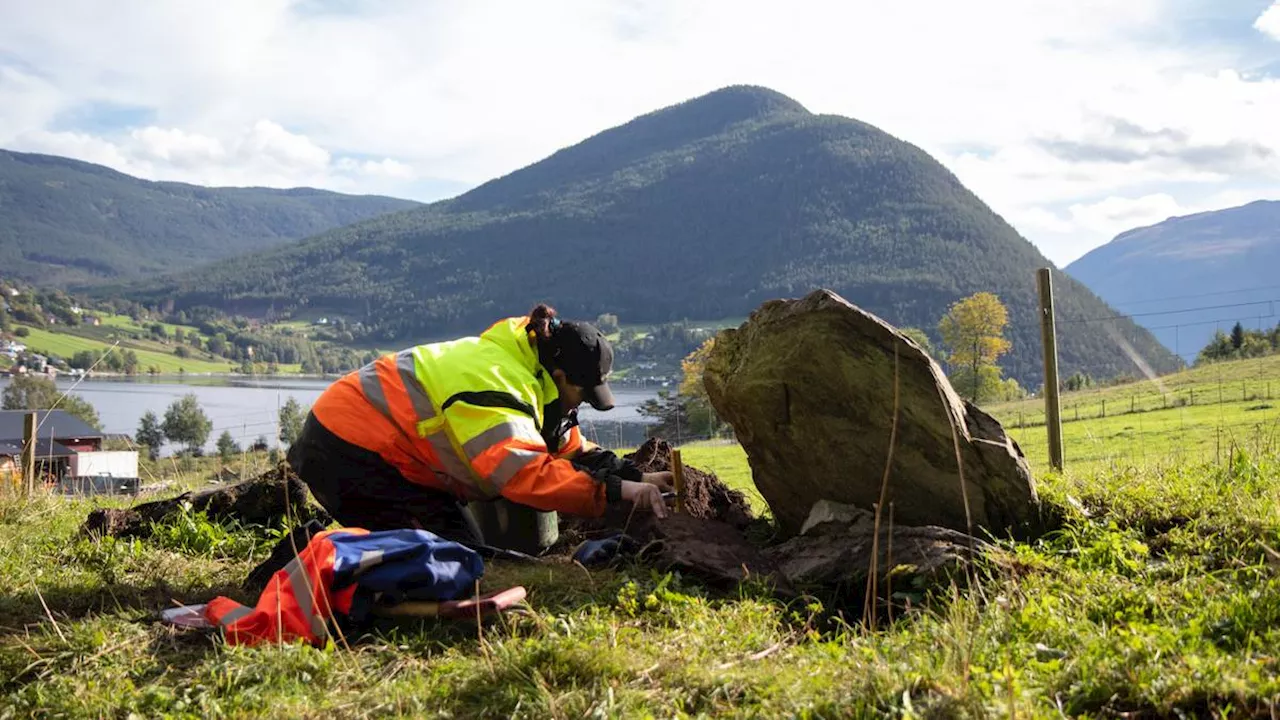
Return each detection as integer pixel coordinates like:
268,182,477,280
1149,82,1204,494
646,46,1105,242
551,320,615,411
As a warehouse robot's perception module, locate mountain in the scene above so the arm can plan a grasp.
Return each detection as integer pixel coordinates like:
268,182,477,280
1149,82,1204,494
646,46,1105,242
0,149,420,285
1066,200,1280,363
124,85,1179,387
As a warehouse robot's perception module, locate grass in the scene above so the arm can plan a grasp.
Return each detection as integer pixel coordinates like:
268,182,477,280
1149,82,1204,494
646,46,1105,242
16,317,306,375
989,354,1280,428
99,312,205,340
5,451,1280,716
987,354,1280,477
17,326,235,374
5,360,1280,716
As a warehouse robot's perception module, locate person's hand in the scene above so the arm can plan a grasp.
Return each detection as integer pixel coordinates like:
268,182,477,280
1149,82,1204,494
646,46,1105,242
620,480,668,518
642,471,674,492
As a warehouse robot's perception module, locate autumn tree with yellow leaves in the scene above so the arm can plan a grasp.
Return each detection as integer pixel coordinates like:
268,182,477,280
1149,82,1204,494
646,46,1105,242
937,291,1012,404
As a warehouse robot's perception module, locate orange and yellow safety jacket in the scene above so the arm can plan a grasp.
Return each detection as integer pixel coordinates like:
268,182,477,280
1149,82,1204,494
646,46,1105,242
312,316,634,517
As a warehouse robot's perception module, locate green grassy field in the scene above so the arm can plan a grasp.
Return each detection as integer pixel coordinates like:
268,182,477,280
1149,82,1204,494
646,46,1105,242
986,354,1280,477
4,359,1280,716
17,326,235,374
989,354,1280,429
16,315,307,375
99,312,205,340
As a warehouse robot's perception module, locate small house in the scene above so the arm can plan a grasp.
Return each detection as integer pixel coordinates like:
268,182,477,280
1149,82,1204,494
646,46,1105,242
0,410,138,494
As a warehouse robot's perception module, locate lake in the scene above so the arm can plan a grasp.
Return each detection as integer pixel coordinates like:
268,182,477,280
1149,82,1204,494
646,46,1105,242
0,375,662,454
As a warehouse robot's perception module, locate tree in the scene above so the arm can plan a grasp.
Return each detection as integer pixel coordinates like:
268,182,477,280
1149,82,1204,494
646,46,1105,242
1231,322,1245,350
136,411,165,460
1063,371,1093,392
946,365,1005,403
938,292,1012,404
637,391,694,440
1197,330,1235,365
121,350,139,375
208,334,227,356
899,327,936,358
1,374,102,429
278,397,307,447
216,430,240,462
676,336,727,437
162,393,212,454
678,337,715,401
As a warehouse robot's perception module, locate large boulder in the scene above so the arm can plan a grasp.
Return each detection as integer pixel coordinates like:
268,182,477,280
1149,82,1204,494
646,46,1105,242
703,289,1041,538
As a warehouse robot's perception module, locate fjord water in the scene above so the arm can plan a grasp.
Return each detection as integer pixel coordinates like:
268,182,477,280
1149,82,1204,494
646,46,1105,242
0,376,659,454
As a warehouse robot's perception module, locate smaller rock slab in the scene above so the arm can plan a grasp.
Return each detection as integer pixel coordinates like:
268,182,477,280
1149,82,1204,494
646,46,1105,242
765,500,984,589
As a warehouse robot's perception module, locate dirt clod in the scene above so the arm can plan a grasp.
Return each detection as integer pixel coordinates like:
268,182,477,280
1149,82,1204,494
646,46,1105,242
81,462,323,538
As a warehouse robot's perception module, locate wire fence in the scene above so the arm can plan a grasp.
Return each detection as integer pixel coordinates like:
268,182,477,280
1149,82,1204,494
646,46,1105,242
995,378,1278,430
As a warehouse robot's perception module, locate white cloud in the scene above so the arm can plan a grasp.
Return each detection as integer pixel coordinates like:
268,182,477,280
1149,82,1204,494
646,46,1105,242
12,121,408,192
1067,194,1187,237
0,0,1277,264
336,158,416,180
130,127,227,166
1256,1,1280,40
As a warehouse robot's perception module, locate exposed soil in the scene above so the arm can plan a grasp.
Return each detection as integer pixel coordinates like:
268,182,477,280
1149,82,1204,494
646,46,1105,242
555,439,785,590
625,438,757,529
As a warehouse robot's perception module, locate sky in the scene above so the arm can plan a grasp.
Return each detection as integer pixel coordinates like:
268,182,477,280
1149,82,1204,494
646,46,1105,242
2,0,1279,267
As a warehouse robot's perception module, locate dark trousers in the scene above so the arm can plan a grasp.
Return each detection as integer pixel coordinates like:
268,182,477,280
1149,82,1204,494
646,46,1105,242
287,412,477,543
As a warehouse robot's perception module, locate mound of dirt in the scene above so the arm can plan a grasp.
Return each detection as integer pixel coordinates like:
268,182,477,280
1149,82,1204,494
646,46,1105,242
624,439,756,530
555,439,783,590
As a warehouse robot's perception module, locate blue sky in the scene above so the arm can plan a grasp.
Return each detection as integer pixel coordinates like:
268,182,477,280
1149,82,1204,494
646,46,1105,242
1,0,1278,266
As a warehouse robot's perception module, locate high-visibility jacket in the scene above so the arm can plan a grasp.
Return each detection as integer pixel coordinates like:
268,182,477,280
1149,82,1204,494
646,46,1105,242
312,316,623,517
204,527,484,647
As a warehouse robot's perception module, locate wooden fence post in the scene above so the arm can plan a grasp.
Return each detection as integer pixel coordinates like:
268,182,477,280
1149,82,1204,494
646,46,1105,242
22,412,37,496
1037,268,1064,472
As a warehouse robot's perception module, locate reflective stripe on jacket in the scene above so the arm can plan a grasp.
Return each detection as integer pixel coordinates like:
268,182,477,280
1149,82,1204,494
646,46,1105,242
312,316,608,516
204,528,484,647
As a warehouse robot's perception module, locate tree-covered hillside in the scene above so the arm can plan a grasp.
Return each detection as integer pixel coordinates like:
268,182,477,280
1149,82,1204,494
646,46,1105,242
0,149,420,285
122,86,1179,386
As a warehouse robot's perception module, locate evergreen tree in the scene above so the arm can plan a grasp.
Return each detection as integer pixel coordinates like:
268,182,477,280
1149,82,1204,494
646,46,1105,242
216,431,240,462
135,411,165,460
277,397,308,447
